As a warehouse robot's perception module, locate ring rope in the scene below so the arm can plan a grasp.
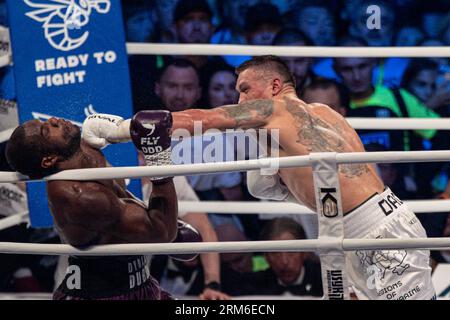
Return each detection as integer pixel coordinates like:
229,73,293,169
0,44,448,69
1,199,449,232
126,43,450,58
1,118,450,144
2,151,450,183
0,238,448,256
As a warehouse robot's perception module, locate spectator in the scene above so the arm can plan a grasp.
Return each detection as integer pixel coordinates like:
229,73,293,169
122,0,155,43
154,0,179,42
155,58,245,238
301,77,350,116
292,0,336,46
244,2,283,46
395,25,425,47
216,223,262,296
199,60,239,108
232,218,323,297
173,0,215,68
348,0,396,46
212,0,260,67
420,2,449,39
334,51,439,151
272,28,315,95
334,48,440,197
401,59,450,113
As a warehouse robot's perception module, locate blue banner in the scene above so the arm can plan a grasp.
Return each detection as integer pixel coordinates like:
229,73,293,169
6,0,140,227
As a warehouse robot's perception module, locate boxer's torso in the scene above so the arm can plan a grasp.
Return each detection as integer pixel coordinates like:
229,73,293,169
267,97,384,213
47,142,145,247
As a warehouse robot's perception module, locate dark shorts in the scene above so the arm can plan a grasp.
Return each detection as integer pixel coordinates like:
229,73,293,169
53,276,173,300
53,255,173,300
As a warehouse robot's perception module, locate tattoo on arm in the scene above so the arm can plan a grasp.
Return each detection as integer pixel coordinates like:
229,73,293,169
285,101,369,178
221,99,274,128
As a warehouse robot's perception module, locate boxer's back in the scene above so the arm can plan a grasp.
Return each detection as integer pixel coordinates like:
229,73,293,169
271,97,384,212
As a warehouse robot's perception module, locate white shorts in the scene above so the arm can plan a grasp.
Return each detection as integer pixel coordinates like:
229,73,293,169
343,188,435,300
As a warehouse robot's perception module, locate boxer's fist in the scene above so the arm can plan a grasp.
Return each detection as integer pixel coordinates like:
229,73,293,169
170,220,202,262
81,114,131,149
130,111,173,181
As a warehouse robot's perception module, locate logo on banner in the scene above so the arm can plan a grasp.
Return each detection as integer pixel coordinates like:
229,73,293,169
24,0,111,51
320,188,339,218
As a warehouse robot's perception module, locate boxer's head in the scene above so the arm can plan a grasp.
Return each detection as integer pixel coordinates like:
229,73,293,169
6,118,81,178
236,55,296,103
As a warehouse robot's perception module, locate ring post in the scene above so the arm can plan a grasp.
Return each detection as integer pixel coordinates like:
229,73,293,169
311,152,350,300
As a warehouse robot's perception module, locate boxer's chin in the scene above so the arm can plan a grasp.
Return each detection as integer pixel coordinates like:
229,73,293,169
61,128,82,159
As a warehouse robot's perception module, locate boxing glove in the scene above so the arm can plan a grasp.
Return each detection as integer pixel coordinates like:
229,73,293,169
81,113,131,149
170,220,202,262
130,110,173,183
246,169,290,201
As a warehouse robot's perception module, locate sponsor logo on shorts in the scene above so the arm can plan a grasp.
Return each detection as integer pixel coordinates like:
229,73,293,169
320,188,339,218
377,191,404,216
128,256,150,289
327,270,345,300
358,249,410,281
0,99,16,114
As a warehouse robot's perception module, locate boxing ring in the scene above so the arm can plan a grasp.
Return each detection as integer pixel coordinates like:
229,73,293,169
0,42,449,300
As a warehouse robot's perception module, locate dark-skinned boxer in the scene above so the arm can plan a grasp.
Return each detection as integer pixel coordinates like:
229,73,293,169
5,111,201,300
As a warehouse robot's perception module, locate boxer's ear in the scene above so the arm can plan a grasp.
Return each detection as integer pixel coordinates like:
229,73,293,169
271,78,283,96
41,155,59,169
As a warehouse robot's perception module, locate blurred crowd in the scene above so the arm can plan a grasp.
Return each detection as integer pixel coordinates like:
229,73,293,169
0,0,449,299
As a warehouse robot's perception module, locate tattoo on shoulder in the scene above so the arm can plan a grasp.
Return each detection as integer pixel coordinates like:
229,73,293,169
222,100,274,127
285,100,369,178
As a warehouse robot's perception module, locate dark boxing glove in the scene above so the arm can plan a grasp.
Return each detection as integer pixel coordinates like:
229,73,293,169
130,110,173,183
170,220,203,262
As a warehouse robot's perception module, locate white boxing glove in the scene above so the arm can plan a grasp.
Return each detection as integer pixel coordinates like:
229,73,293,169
81,114,131,149
247,170,290,201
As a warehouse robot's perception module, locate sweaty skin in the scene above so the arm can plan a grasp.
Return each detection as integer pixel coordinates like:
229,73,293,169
27,119,178,248
172,69,384,213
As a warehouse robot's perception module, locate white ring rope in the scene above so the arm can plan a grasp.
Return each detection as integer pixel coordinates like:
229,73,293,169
0,238,448,256
177,200,450,215
1,44,449,69
2,117,450,145
1,151,450,183
1,199,448,232
346,118,450,130
126,43,450,58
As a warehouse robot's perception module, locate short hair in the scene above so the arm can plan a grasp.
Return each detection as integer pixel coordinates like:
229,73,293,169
401,59,439,89
260,217,306,241
303,77,351,109
244,2,283,33
236,55,296,88
157,58,199,82
272,28,313,46
5,124,57,178
173,0,212,23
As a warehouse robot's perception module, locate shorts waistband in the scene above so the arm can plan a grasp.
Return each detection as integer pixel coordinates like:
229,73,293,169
343,187,406,238
58,255,152,298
